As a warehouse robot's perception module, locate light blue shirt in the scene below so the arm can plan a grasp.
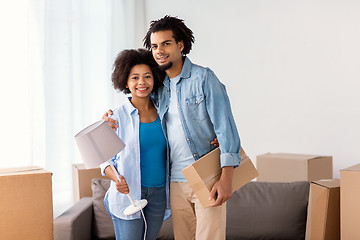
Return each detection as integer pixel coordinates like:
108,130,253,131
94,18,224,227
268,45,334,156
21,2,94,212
154,57,241,181
100,97,170,220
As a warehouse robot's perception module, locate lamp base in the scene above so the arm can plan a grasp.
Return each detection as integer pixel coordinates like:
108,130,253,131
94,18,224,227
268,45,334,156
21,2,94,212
123,199,148,216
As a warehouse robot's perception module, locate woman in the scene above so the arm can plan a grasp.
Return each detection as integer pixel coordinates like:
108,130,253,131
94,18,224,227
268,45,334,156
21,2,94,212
100,48,168,240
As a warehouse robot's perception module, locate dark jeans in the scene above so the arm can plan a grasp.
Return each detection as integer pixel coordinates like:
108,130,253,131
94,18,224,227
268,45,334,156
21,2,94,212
104,186,166,240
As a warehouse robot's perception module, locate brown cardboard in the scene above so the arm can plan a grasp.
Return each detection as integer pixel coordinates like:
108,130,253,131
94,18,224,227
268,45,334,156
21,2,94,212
256,153,332,182
72,163,108,202
0,166,53,240
181,147,258,208
305,179,340,240
340,163,360,240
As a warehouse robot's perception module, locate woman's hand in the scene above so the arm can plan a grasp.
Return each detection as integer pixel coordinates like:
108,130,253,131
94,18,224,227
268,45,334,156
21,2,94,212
211,138,219,147
116,175,129,194
102,109,118,130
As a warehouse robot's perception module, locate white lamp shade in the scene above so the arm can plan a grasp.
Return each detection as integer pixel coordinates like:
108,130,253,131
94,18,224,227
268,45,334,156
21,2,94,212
75,120,125,169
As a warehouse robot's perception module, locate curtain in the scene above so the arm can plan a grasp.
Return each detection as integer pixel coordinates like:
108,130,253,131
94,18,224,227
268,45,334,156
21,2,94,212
0,0,147,217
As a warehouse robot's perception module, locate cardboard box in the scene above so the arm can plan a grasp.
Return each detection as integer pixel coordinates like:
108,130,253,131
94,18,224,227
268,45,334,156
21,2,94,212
256,153,332,182
0,166,53,240
305,179,340,240
181,147,258,208
72,163,108,202
340,163,360,240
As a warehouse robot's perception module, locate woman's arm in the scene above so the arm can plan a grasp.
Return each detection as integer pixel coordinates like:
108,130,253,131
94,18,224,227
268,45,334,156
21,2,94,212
104,165,129,194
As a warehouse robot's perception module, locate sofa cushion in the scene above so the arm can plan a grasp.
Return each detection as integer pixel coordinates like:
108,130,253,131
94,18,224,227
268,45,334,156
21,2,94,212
226,181,309,240
91,178,115,239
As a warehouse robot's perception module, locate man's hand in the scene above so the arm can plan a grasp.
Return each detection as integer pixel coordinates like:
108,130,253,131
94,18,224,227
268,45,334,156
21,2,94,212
102,109,118,130
209,166,233,207
116,175,129,194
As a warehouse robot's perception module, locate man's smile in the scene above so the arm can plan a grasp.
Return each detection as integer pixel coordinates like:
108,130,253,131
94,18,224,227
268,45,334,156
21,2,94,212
157,55,168,63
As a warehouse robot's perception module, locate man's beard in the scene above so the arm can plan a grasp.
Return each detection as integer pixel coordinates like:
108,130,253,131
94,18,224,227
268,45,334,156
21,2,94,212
158,62,173,71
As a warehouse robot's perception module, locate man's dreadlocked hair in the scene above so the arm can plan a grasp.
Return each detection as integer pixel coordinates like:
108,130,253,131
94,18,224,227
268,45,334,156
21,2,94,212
143,15,195,55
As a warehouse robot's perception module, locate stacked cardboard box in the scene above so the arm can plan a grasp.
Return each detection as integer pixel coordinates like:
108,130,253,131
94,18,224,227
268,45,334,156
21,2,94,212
0,166,53,240
72,163,108,202
305,179,340,240
340,163,360,240
256,153,332,182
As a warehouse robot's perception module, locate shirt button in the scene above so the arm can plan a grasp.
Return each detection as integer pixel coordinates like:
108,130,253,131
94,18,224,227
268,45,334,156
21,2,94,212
187,138,189,141
177,90,179,93
181,121,184,124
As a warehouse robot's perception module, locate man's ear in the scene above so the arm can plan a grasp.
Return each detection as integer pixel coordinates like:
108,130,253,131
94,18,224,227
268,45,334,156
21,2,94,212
179,40,184,52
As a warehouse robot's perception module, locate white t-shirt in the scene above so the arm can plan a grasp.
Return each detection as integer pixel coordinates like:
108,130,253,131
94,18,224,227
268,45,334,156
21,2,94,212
166,75,194,181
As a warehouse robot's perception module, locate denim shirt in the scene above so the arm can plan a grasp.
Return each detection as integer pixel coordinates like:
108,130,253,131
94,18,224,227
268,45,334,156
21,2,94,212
100,97,170,220
155,57,241,169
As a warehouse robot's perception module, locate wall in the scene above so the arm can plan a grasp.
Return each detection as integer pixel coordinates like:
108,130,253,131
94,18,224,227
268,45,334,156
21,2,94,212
140,0,360,178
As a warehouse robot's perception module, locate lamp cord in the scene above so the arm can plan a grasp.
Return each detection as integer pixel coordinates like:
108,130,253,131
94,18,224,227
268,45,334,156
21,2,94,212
108,161,147,239
140,208,147,240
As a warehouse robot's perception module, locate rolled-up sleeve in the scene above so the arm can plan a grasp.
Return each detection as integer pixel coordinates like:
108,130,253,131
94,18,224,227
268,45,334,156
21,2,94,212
100,161,110,176
204,69,241,168
100,154,118,176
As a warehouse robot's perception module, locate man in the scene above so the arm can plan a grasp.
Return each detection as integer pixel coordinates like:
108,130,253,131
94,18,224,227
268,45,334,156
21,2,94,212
104,16,241,240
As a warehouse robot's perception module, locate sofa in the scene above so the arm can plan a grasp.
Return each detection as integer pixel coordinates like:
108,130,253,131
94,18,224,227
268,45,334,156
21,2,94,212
54,179,310,240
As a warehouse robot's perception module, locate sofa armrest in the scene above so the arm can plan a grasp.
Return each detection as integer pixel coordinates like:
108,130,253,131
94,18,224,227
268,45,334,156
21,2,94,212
54,197,93,240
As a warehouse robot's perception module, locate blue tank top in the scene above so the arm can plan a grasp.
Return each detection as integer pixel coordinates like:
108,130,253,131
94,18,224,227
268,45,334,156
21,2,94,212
139,116,166,187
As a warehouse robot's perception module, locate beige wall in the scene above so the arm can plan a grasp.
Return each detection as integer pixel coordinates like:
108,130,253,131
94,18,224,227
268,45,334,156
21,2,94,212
139,0,360,178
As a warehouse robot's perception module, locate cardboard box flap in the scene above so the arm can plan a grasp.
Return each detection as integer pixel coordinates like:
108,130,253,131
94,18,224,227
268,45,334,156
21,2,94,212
341,163,360,172
0,166,49,176
73,163,86,170
73,163,100,170
184,147,253,192
182,147,258,208
312,179,340,189
261,153,328,161
189,148,222,187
